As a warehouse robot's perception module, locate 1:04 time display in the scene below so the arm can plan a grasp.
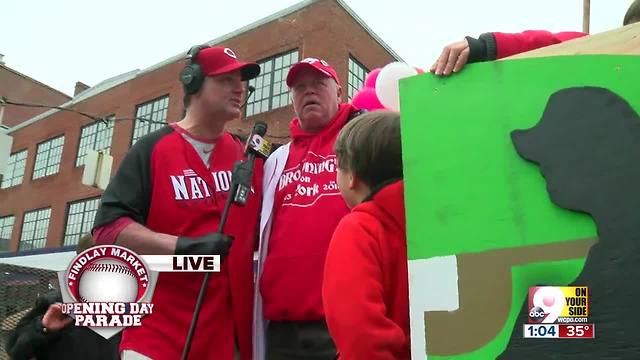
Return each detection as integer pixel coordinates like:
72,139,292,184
524,324,558,338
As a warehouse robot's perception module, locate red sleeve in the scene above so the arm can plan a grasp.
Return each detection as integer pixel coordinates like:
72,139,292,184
322,215,405,360
494,30,587,59
92,217,135,245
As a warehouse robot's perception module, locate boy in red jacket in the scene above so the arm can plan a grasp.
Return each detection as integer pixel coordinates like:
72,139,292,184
323,111,409,360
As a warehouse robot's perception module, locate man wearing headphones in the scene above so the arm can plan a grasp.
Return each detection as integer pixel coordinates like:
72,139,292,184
91,46,263,360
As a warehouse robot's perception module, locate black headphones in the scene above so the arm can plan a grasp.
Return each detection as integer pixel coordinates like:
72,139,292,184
180,45,210,95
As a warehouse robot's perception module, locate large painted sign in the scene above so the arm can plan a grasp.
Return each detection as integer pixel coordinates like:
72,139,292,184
401,54,639,359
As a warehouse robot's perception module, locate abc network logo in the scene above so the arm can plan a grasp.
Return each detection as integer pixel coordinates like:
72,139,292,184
529,306,548,323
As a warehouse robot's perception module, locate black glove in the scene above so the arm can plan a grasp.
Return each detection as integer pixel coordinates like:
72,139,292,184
175,232,234,261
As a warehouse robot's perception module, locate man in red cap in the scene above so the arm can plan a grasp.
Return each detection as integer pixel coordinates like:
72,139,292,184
92,46,263,360
253,57,363,359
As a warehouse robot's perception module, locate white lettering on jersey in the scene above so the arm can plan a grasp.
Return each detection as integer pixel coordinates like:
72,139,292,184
171,176,189,200
170,170,233,201
212,170,232,192
189,177,204,199
278,152,340,207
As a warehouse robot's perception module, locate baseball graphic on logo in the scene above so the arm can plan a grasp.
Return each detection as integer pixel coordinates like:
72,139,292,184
66,245,150,304
78,259,138,303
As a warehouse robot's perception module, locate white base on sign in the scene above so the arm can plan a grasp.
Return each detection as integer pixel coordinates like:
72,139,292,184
409,255,460,360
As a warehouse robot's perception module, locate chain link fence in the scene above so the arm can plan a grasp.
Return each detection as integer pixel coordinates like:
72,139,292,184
0,263,60,359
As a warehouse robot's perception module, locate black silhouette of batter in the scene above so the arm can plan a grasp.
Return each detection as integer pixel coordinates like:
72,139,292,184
499,87,640,359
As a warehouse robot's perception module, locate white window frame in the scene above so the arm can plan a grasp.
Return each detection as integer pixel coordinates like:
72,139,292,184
19,208,51,250
76,118,114,167
1,149,28,189
132,95,170,144
63,197,100,246
347,56,369,101
32,136,65,180
0,215,15,252
246,49,299,117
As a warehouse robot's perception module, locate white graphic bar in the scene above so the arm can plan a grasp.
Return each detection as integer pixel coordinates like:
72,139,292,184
142,255,220,272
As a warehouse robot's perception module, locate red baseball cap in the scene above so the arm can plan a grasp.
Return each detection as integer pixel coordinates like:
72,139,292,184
196,46,260,81
286,57,340,87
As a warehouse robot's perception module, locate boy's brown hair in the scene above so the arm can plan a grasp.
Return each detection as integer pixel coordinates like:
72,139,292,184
624,0,640,25
334,110,403,188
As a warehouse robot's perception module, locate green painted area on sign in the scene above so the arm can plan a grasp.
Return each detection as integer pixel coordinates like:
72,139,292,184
401,55,639,260
400,55,640,359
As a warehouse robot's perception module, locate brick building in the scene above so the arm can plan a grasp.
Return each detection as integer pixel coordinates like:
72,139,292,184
0,55,72,128
0,0,400,255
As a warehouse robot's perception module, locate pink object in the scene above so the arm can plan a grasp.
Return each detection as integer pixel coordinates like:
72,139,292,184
415,67,425,74
364,68,382,88
351,87,386,111
543,294,555,307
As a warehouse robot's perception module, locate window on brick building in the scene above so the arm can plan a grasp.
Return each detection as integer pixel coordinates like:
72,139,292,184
0,215,15,252
246,49,299,117
19,208,51,250
33,136,65,180
76,117,114,167
347,56,369,101
63,197,100,246
1,149,27,189
132,95,170,144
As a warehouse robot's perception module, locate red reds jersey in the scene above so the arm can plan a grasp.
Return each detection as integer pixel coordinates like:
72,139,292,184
93,125,262,360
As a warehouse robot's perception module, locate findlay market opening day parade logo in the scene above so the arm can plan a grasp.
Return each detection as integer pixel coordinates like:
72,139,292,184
58,245,223,338
58,245,155,339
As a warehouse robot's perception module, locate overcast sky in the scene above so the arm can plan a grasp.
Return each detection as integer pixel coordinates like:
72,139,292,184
1,0,632,96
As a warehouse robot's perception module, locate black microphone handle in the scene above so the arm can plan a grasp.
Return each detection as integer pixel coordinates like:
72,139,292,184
181,174,239,360
233,153,256,206
241,86,256,108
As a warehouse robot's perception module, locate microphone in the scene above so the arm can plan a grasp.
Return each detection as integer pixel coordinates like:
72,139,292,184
232,121,271,206
243,121,271,158
241,85,256,108
181,121,269,360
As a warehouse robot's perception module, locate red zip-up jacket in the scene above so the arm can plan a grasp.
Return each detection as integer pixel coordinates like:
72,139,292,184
260,104,359,321
323,180,409,360
467,30,588,62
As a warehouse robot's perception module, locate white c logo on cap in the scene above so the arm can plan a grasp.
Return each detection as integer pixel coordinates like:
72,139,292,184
224,48,237,59
301,57,319,64
300,58,328,67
